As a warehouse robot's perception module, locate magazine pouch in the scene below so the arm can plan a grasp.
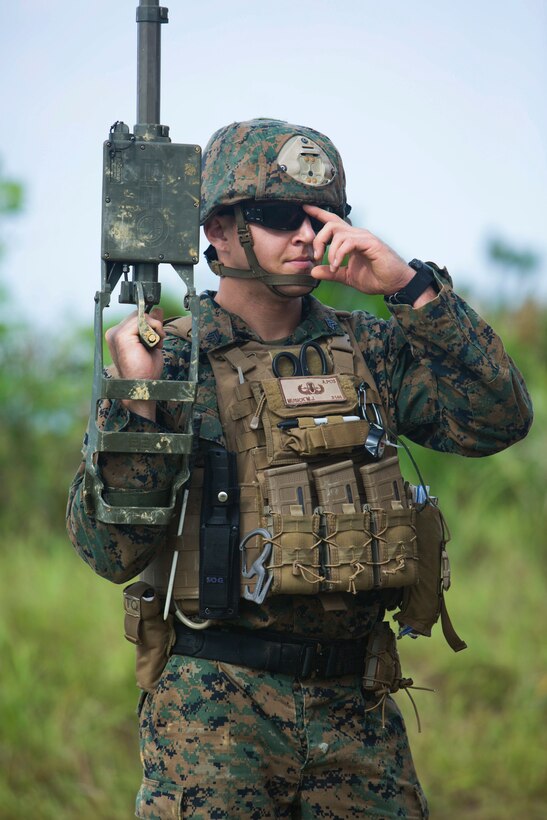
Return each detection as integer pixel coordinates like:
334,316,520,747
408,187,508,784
262,512,323,595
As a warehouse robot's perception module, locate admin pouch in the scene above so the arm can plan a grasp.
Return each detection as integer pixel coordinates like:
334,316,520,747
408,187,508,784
123,581,176,691
256,375,372,463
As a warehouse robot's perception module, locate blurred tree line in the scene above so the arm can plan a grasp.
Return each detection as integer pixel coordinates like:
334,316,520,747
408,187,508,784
0,165,92,536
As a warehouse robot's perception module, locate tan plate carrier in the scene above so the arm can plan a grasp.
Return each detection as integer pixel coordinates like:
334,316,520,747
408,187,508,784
140,313,466,652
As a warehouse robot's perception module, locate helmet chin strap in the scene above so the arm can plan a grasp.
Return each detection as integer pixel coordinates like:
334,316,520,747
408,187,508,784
206,205,319,298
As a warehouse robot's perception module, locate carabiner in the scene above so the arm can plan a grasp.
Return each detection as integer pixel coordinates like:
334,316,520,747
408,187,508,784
358,383,387,460
240,528,274,604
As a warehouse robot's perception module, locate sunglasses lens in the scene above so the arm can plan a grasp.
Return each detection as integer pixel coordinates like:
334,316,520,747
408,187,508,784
242,202,331,232
261,203,304,231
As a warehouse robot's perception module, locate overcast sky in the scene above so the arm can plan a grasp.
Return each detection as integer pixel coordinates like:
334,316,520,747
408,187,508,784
1,0,546,329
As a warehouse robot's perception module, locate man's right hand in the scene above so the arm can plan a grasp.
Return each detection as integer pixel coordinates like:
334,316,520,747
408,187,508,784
105,308,165,420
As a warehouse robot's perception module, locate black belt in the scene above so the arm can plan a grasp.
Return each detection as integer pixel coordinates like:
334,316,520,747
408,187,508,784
172,621,367,679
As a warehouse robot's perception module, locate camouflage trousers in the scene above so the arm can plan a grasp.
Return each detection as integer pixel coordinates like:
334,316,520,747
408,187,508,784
136,656,428,819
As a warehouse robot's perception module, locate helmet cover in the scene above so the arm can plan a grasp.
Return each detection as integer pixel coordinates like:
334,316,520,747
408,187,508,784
200,118,348,224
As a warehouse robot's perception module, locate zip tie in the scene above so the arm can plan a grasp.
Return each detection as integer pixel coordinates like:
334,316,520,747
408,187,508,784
174,601,213,631
163,488,189,620
250,394,266,430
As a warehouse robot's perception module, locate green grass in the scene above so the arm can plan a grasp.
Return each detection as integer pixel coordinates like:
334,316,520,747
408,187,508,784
0,540,140,819
397,542,547,818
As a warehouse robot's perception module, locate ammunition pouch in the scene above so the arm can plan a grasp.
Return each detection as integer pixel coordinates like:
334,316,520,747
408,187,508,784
123,581,175,692
264,512,323,595
327,507,418,592
255,506,418,597
362,620,409,696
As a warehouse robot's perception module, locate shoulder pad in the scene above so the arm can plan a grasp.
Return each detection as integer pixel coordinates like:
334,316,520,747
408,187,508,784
164,315,192,339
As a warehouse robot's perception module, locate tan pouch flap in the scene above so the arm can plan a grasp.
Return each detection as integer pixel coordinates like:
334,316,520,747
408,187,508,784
123,581,159,645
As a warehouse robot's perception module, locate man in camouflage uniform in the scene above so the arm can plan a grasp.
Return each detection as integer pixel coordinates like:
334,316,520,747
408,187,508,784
67,118,532,819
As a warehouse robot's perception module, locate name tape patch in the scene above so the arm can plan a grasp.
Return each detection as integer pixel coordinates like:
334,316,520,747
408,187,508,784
279,375,345,406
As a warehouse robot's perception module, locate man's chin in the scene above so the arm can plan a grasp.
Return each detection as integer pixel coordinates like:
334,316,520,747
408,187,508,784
270,271,317,297
272,282,316,298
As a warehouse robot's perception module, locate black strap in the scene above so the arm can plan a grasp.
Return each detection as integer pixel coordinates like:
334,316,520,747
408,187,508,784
172,622,367,679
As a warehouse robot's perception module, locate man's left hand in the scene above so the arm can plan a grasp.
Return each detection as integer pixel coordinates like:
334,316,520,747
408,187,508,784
304,204,417,297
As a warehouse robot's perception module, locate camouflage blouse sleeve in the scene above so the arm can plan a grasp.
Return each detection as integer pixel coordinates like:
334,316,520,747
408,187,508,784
66,339,187,583
352,265,533,455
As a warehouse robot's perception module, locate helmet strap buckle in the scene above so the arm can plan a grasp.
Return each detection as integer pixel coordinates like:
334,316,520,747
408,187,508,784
235,205,254,248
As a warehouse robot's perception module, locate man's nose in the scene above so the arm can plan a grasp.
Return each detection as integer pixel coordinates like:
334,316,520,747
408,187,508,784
293,216,316,243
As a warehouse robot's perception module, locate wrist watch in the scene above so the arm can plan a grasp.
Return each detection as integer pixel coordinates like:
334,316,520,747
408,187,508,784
385,259,439,306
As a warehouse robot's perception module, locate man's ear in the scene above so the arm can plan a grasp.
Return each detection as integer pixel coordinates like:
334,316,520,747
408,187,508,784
203,214,232,254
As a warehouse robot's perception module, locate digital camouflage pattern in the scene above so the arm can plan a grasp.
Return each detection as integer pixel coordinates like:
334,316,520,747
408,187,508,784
136,657,428,819
200,118,348,224
66,265,532,818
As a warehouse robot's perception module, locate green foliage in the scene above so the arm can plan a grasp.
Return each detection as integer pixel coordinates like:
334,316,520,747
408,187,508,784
313,288,547,816
0,321,93,537
0,163,23,217
486,236,542,306
487,236,540,277
315,279,391,319
0,178,23,215
0,161,23,260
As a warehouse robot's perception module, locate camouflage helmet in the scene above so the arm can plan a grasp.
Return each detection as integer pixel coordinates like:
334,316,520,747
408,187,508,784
200,118,348,225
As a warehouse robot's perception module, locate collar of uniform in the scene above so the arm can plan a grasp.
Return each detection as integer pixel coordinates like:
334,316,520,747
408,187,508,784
292,296,349,344
199,291,348,352
197,291,238,353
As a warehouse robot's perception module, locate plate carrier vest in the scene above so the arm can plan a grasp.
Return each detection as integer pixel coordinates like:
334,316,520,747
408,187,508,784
139,307,465,652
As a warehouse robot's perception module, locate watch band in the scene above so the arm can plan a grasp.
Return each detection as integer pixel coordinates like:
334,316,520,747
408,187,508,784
385,259,438,306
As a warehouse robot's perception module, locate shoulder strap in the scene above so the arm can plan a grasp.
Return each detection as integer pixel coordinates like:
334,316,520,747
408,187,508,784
334,315,382,406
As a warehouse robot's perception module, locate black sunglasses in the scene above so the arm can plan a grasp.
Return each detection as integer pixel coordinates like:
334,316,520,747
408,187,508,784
240,201,334,233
